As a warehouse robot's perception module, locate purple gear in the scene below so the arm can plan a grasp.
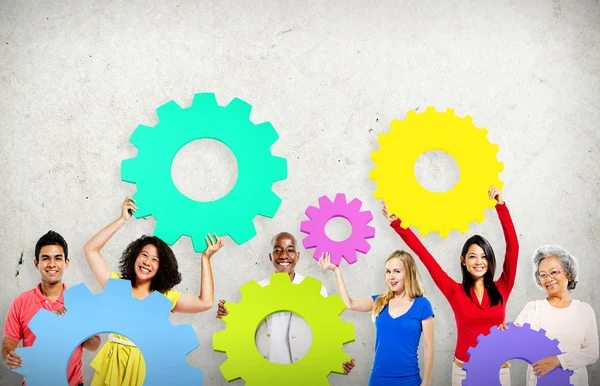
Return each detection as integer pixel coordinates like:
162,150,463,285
300,193,375,266
463,322,573,386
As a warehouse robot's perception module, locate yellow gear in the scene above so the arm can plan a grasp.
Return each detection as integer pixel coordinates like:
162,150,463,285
213,273,354,385
370,106,504,237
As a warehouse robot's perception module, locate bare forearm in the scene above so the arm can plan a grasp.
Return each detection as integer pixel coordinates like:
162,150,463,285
422,345,434,385
198,255,214,310
84,217,126,253
333,267,353,309
82,336,101,352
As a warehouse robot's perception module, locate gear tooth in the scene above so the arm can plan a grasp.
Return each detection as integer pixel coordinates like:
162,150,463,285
145,291,176,317
325,294,347,315
522,323,531,329
256,121,279,147
341,249,358,265
239,280,262,299
128,124,153,150
333,193,347,206
480,127,488,136
318,195,333,209
418,228,429,237
226,97,252,118
364,225,376,239
338,321,356,344
173,324,200,354
219,358,240,382
301,234,317,249
192,92,218,108
406,110,417,118
156,100,183,121
153,221,183,246
300,220,314,234
356,239,372,255
63,282,93,307
191,234,209,253
475,214,486,223
130,192,152,219
27,309,57,336
445,107,455,115
458,224,469,233
425,106,436,113
464,115,473,124
268,156,288,182
370,150,379,162
121,157,141,183
497,162,505,172
228,220,257,245
305,205,319,220
467,346,474,356
439,229,450,238
347,197,363,213
369,169,378,181
256,190,282,218
376,132,387,144
491,143,499,154
298,275,322,294
212,330,228,352
270,272,293,287
539,328,547,335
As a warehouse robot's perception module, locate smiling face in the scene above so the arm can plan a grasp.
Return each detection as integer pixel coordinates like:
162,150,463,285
385,257,405,294
35,245,69,285
134,244,160,283
269,233,299,275
461,244,488,279
538,255,569,296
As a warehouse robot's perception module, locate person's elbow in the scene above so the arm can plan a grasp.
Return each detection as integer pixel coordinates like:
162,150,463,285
83,335,101,352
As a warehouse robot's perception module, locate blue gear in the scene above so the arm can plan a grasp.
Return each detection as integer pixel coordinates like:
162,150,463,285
463,322,573,386
121,93,288,252
12,279,203,386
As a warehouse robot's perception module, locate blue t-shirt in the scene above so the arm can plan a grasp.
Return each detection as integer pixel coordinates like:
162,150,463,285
368,295,434,386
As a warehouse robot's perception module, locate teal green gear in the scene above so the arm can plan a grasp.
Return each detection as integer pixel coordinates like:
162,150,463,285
121,93,288,252
213,273,355,385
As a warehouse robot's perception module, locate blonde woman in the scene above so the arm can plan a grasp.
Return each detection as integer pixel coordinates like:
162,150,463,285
319,250,434,386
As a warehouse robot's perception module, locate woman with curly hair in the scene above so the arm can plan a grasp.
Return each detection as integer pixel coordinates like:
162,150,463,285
84,196,224,386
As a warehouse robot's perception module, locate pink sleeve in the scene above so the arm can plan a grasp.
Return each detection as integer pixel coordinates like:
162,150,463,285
3,297,23,343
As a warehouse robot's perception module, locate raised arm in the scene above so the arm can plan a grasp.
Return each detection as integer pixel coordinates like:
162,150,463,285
318,253,374,312
83,197,137,289
173,233,223,313
490,187,520,294
383,202,457,298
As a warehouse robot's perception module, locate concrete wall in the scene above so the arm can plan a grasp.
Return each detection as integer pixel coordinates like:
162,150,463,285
1,0,598,384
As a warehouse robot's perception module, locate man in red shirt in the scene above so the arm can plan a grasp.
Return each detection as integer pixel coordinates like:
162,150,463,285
2,231,101,386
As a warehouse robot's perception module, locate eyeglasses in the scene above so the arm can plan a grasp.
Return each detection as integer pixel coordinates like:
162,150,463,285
538,269,564,281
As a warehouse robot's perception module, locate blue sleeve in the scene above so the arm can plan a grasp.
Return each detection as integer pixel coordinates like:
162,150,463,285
371,294,380,301
420,297,434,320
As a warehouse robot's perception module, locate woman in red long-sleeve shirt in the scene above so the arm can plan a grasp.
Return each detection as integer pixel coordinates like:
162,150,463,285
382,186,519,386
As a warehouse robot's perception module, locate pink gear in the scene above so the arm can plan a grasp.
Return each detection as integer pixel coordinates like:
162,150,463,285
300,193,375,266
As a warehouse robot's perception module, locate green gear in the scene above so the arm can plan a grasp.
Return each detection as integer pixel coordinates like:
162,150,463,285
121,93,288,252
213,273,355,385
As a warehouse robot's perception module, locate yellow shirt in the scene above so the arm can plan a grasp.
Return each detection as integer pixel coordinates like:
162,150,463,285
90,272,182,386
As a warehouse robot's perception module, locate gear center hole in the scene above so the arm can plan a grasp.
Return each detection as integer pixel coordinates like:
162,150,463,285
325,216,352,242
414,150,460,192
171,139,239,202
255,312,312,363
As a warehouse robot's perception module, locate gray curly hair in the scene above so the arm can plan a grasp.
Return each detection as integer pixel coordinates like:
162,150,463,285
532,245,578,290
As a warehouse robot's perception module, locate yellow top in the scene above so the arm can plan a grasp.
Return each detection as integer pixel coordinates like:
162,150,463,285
90,272,182,386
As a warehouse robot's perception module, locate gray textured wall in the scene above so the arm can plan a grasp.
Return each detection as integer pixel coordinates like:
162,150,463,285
1,0,599,385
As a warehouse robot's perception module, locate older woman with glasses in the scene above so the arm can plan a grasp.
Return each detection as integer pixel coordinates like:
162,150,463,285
500,245,598,385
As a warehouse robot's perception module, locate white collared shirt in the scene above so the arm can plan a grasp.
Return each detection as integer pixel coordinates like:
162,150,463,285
258,272,327,364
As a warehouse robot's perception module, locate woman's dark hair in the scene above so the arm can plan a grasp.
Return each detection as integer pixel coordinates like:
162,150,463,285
460,235,504,307
35,230,68,261
118,235,182,294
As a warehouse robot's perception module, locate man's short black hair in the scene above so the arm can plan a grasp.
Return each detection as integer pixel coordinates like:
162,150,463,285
35,231,68,261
